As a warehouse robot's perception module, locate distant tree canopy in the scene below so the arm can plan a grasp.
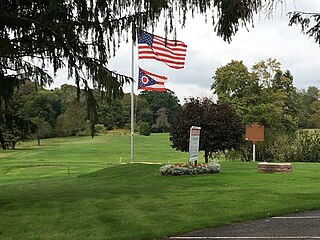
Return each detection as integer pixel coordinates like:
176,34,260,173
170,98,244,163
139,90,181,127
296,86,320,129
0,83,182,149
212,58,299,133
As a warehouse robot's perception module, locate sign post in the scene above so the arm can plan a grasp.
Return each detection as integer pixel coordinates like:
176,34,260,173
245,123,264,162
253,141,256,162
189,126,201,164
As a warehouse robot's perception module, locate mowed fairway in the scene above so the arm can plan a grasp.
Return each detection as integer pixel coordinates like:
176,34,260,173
0,133,187,181
0,134,320,240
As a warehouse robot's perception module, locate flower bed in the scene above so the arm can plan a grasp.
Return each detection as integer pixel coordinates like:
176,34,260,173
159,163,220,176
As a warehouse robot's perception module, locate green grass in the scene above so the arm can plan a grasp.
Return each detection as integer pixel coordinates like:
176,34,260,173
0,134,187,182
0,134,320,240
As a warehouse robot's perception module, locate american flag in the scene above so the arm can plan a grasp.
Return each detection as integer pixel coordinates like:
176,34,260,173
138,67,167,92
137,30,187,69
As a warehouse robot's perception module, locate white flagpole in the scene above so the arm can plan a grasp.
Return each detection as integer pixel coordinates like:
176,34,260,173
130,33,135,163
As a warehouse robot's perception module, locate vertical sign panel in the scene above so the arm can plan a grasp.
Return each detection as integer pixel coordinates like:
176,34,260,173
189,126,201,162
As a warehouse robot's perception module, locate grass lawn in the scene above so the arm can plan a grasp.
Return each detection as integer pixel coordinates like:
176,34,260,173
0,134,320,240
0,134,187,181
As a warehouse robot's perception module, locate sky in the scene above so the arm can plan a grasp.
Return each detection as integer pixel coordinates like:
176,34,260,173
51,0,320,103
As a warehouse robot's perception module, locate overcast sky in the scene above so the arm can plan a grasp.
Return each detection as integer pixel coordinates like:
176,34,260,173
51,0,320,103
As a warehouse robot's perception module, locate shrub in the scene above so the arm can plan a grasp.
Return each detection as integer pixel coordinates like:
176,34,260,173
243,130,320,163
95,124,106,133
224,149,243,161
294,130,320,162
265,134,296,162
140,122,151,136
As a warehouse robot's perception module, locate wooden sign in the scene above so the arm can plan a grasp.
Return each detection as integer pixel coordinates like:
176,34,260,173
245,123,264,143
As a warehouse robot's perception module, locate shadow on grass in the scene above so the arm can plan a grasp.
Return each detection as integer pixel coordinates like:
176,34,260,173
2,148,37,151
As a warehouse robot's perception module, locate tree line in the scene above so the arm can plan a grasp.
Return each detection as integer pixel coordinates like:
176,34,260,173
0,81,181,149
212,58,320,131
169,58,320,163
1,58,319,153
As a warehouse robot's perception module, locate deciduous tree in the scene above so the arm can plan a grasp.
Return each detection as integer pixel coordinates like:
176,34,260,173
154,108,170,132
296,86,320,128
212,59,298,133
170,98,244,163
211,60,260,117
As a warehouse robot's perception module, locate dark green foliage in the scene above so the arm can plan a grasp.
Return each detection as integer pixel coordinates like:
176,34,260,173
21,90,62,127
0,114,37,149
310,101,320,128
139,122,151,136
0,81,39,149
97,101,125,130
135,97,154,125
170,98,244,162
0,83,182,144
31,117,53,139
296,86,320,128
139,90,181,126
54,101,87,137
288,11,320,45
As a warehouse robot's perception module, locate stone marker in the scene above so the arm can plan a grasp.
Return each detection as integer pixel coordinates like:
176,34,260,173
258,162,292,173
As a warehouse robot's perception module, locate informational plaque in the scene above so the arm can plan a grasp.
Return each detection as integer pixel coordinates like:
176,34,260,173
245,123,264,143
189,126,201,162
245,123,264,162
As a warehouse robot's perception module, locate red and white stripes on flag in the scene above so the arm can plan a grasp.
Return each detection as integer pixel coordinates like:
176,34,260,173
137,30,187,69
138,67,167,92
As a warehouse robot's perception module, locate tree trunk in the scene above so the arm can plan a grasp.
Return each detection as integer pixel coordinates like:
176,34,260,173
204,150,209,163
0,129,5,150
38,137,41,146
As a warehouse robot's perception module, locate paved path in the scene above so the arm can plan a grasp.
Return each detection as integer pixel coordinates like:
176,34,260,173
169,210,320,240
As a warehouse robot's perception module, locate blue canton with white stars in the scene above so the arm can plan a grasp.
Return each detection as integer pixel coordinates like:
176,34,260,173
138,31,154,47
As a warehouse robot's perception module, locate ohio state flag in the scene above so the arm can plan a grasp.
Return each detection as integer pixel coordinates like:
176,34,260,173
138,67,167,92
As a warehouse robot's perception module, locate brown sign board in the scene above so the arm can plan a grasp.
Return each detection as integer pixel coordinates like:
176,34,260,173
245,123,264,143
